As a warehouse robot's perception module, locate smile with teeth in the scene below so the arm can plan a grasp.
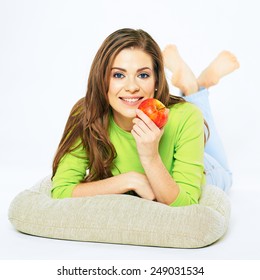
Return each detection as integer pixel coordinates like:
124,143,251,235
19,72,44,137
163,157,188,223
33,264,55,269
120,97,143,104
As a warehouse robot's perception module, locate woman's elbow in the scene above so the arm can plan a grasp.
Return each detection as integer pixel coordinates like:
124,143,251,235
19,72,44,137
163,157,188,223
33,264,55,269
51,185,75,199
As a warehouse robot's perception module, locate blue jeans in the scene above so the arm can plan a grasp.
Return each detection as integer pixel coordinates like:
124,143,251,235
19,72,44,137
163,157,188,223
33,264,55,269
183,88,232,192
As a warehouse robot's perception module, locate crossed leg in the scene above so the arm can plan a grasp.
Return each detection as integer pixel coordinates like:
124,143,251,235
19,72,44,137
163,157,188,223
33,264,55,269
163,45,239,94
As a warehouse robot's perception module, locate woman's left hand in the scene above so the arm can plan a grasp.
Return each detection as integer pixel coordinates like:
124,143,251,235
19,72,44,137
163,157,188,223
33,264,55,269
131,109,168,165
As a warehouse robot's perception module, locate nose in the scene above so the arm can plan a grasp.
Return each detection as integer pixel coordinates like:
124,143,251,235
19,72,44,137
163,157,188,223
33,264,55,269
124,77,140,93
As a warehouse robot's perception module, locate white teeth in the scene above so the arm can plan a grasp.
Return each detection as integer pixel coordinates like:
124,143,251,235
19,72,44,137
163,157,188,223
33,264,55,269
122,98,140,103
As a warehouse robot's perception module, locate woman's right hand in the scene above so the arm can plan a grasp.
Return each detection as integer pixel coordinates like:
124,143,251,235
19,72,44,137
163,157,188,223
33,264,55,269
126,172,156,201
72,171,156,200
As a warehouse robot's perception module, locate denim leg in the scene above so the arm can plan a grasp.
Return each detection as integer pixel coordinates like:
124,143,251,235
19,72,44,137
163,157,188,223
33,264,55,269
183,88,232,190
204,153,232,192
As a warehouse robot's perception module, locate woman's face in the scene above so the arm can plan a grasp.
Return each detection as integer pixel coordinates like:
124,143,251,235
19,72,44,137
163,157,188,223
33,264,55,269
108,48,156,131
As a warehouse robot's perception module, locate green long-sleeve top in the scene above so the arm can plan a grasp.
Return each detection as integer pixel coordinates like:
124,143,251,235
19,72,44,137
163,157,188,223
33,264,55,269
52,101,205,206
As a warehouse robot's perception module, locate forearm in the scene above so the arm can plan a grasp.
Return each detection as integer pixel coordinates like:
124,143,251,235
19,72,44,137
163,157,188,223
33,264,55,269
142,155,179,205
72,173,131,198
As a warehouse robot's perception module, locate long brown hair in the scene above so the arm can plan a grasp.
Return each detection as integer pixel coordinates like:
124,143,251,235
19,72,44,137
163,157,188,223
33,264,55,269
52,28,194,182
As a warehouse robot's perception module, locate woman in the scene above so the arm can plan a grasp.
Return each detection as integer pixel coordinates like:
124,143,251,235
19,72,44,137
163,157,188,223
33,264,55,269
51,28,239,206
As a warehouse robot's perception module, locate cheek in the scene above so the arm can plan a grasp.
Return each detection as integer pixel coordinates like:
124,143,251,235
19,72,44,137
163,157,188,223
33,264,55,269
108,81,123,96
146,77,156,92
146,83,156,97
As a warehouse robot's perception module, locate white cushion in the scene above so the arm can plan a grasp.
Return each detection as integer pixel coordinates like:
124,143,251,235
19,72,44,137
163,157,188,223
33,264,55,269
8,176,230,248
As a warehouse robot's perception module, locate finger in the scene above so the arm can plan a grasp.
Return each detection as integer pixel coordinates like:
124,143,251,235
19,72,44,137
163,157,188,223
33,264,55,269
131,123,144,137
131,127,141,141
132,117,151,134
135,109,159,130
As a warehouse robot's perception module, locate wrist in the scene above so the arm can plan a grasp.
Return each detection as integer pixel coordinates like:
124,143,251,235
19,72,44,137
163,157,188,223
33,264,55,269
141,154,161,169
121,172,137,192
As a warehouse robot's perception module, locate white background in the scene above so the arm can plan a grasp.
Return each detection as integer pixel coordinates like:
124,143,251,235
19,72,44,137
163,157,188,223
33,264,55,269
1,0,260,262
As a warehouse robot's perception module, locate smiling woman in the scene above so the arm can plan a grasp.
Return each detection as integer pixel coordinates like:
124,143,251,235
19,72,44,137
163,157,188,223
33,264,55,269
108,48,156,131
51,28,189,205
8,27,238,248
50,28,238,207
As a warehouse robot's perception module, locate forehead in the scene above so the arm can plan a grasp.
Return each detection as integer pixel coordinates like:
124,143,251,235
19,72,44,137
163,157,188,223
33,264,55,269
112,48,153,68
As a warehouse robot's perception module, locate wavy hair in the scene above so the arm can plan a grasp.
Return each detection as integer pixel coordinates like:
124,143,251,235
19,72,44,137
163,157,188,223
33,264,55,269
52,28,194,181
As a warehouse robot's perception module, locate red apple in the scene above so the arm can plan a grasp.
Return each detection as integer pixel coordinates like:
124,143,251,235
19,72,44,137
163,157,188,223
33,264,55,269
138,98,168,128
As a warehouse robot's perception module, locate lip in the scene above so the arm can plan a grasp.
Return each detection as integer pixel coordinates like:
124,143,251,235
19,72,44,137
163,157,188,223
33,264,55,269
119,96,144,107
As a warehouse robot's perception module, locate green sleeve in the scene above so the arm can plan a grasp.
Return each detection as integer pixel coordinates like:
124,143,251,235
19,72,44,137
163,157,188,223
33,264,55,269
169,105,205,207
51,139,88,199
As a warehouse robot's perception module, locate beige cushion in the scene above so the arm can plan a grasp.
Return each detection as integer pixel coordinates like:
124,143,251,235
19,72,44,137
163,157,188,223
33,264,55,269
8,176,230,248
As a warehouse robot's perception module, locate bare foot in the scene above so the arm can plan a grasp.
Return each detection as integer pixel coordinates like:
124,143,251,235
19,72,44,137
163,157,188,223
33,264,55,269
197,51,240,88
162,45,199,95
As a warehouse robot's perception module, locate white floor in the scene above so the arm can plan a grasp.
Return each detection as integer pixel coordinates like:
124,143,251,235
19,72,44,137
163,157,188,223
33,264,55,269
1,167,259,260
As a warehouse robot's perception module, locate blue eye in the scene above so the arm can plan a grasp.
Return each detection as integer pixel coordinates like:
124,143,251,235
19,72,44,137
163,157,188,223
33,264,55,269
138,73,150,79
113,73,124,79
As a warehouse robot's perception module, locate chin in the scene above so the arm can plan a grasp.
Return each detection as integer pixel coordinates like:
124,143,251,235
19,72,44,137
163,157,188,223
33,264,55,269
124,109,137,119
112,108,136,124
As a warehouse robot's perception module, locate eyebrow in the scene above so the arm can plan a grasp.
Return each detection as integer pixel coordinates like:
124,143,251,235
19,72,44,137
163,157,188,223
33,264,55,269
111,67,152,72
